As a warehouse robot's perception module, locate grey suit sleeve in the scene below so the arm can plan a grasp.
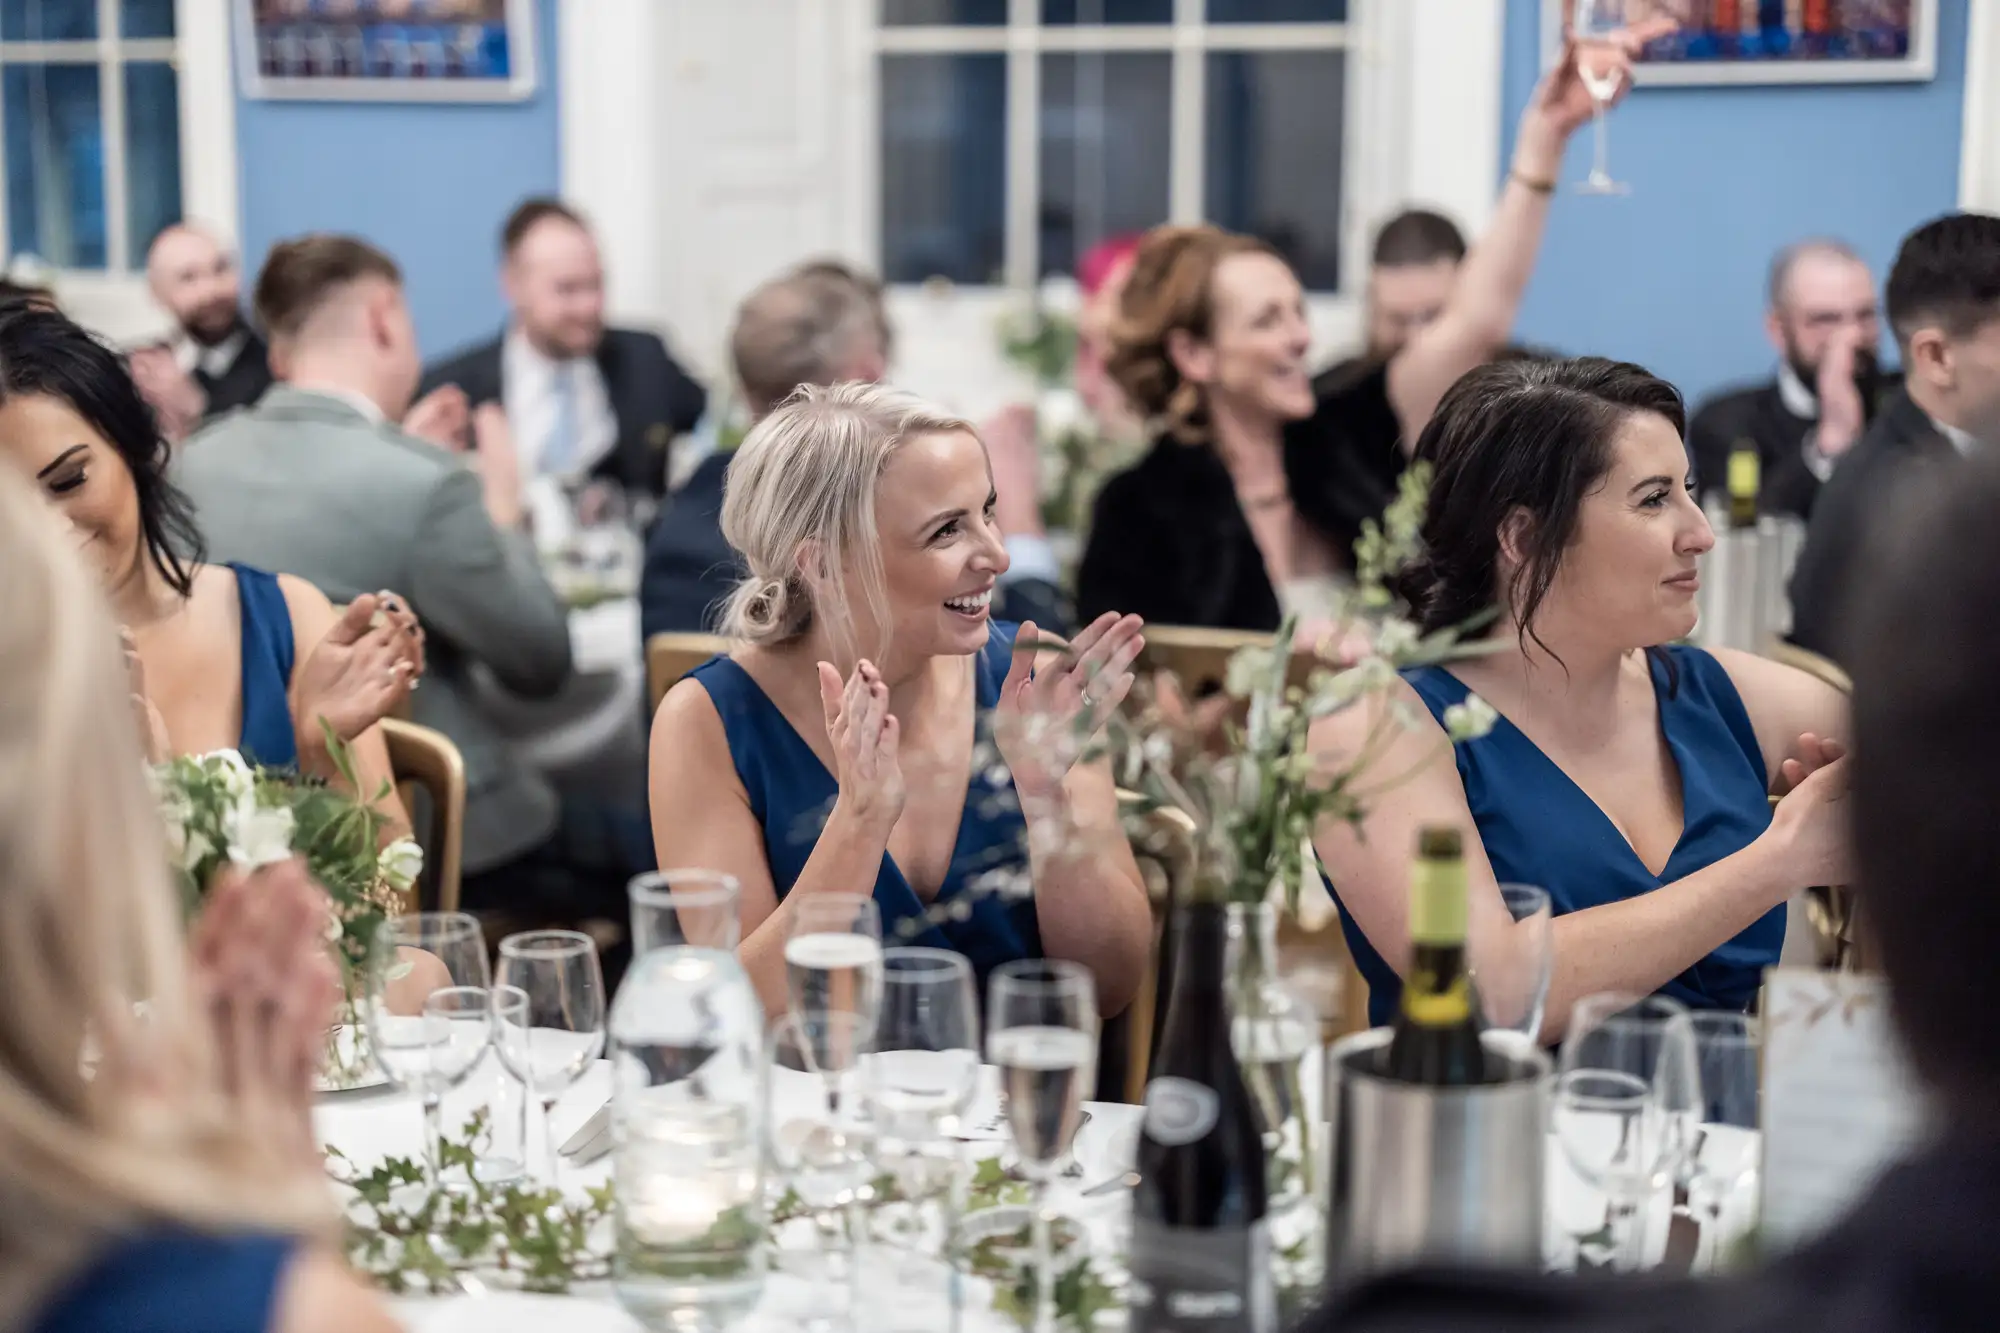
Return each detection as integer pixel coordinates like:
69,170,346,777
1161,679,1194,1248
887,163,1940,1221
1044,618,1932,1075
408,466,574,698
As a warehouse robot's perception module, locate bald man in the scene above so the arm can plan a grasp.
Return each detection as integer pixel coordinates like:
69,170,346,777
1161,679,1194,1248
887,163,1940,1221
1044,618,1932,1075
139,223,274,427
1687,239,1886,520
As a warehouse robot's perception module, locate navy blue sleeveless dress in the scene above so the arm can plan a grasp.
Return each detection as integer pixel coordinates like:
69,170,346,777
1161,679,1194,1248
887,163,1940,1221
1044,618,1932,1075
689,622,1043,991
33,1231,293,1333
228,564,298,771
1331,645,1784,1027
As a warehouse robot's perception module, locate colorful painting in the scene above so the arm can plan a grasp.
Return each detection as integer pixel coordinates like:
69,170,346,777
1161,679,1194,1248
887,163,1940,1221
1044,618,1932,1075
1543,0,1936,85
237,0,538,102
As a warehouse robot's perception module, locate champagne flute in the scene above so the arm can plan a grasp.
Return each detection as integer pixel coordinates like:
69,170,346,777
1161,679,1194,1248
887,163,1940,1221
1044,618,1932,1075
495,930,608,1177
1683,1012,1761,1272
784,893,885,1032
766,1009,876,1333
1572,0,1634,195
1554,992,1702,1270
987,959,1098,1333
364,912,489,1180
1474,884,1554,1051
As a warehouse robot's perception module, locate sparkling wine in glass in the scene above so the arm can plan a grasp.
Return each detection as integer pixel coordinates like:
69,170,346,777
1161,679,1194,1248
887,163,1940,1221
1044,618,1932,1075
784,894,885,1038
495,930,608,1177
987,959,1098,1333
1572,0,1632,196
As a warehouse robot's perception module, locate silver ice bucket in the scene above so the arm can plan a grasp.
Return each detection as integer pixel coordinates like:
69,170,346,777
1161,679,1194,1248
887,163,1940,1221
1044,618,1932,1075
1322,1029,1550,1280
1695,511,1807,650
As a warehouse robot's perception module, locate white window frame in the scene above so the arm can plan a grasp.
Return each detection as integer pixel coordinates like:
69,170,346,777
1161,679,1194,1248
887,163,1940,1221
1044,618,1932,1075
0,0,237,340
1961,0,2000,213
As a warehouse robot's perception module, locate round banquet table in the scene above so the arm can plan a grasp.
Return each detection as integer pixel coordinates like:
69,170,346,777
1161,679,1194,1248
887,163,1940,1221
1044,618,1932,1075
317,1061,1760,1331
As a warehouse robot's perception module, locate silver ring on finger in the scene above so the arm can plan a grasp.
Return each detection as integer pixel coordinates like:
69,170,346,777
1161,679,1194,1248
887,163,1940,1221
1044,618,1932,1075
1079,686,1097,710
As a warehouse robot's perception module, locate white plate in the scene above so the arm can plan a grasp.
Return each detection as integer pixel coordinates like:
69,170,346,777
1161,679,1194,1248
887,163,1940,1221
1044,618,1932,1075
413,1293,644,1333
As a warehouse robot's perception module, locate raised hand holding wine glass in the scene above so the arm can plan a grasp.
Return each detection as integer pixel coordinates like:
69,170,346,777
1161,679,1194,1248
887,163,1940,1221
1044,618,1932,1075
495,929,608,1177
1549,0,1680,195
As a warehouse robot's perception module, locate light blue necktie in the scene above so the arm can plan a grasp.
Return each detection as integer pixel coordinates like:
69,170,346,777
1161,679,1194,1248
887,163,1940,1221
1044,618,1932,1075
544,363,578,476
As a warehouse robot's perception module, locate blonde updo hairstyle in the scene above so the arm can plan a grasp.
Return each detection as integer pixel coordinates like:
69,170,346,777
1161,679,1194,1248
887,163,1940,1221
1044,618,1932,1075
1106,224,1284,446
0,466,330,1323
720,381,980,661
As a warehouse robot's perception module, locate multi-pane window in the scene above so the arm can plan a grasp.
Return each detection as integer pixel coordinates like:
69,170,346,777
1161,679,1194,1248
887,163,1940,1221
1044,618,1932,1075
1,0,182,271
878,0,1348,289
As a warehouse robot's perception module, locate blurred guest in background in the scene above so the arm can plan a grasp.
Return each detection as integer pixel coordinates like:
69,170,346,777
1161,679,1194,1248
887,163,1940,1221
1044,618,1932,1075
1316,357,1849,1038
0,465,398,1333
130,224,273,444
1073,232,1144,440
1078,25,1661,633
1315,208,1468,395
172,234,582,909
1312,439,2000,1333
649,382,1152,1016
1687,239,1883,520
0,303,416,831
1790,212,2000,662
420,197,707,501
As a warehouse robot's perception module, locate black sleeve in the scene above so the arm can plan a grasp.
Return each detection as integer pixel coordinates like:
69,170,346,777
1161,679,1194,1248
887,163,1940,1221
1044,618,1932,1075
994,578,1069,637
1076,468,1181,627
652,337,708,436
1686,396,1738,500
1786,447,1875,662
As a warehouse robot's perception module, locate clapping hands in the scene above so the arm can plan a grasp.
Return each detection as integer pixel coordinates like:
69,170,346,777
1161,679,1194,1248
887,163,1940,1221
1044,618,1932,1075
818,658,906,833
995,613,1146,802
293,591,425,752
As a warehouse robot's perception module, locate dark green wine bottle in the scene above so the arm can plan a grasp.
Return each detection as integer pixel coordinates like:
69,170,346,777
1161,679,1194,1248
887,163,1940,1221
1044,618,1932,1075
1384,826,1489,1085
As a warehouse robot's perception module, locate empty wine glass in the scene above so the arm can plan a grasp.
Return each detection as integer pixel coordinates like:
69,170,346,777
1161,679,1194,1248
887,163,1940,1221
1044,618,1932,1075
363,912,489,1180
1554,992,1701,1270
987,959,1098,1333
1475,884,1554,1050
495,930,608,1176
630,868,742,955
1683,1011,1761,1272
419,987,500,1182
766,1009,876,1333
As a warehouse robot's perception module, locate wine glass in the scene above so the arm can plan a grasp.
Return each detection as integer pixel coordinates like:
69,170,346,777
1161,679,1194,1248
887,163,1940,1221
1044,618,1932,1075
363,912,489,1180
766,1009,876,1333
1474,884,1554,1050
784,893,885,1033
1554,992,1701,1270
1683,1012,1761,1272
419,987,500,1182
866,948,981,1141
987,959,1098,1333
1572,0,1634,195
494,930,608,1176
630,868,742,955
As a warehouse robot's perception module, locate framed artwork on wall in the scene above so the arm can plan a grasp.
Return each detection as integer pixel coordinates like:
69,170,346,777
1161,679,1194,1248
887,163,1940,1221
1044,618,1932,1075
236,0,538,102
1541,0,1937,86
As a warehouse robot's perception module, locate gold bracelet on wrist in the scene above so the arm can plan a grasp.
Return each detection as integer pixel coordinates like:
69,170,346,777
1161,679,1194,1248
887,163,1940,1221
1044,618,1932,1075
1511,169,1558,195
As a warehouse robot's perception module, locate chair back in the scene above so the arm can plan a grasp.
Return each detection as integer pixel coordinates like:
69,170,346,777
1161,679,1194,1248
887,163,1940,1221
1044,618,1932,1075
1118,791,1198,1102
647,631,730,714
381,718,465,914
1767,640,1853,694
1138,625,1277,699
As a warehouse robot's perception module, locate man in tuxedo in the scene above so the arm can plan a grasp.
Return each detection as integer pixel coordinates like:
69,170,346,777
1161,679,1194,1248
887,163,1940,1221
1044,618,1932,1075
131,223,274,441
1312,209,1466,397
420,197,707,502
1306,443,2000,1333
1687,240,1883,520
1789,212,2000,662
173,234,592,913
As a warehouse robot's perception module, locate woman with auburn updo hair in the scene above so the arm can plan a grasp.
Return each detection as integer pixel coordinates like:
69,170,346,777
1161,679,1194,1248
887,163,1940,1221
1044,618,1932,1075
648,381,1153,1017
0,465,398,1333
1312,357,1853,1041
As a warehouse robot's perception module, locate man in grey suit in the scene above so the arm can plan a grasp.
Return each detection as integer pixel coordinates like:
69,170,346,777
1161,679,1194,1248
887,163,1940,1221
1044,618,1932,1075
175,234,580,905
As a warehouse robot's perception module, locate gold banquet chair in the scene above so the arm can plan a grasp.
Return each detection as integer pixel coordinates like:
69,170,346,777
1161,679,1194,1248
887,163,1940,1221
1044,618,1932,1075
381,718,465,914
647,631,730,715
1763,640,1866,971
1138,625,1276,699
1118,790,1199,1103
1767,639,1853,695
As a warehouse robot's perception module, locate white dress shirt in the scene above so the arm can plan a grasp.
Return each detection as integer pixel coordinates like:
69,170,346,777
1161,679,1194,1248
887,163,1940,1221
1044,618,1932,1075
175,327,249,381
502,327,617,481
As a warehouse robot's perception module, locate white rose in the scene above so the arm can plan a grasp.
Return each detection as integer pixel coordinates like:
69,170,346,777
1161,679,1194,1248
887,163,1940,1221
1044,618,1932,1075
201,749,256,804
226,797,295,869
1037,386,1087,442
377,837,424,893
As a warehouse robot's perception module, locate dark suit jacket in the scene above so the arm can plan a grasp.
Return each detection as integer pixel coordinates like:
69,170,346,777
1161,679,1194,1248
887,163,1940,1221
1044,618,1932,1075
196,327,275,420
1076,365,1405,630
1687,381,1823,520
419,327,707,498
1788,389,1959,663
641,452,1071,640
1310,1134,2000,1333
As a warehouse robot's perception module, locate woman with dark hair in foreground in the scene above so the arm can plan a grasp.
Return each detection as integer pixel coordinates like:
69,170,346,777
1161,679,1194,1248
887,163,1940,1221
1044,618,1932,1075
1313,357,1852,1042
0,304,419,828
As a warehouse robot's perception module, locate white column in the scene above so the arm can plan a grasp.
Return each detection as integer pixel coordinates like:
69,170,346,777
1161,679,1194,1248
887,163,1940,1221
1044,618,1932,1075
177,0,240,241
559,0,666,331
1960,0,2000,213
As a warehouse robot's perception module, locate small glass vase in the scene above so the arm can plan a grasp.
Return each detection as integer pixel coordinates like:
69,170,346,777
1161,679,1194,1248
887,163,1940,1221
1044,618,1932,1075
1225,899,1324,1294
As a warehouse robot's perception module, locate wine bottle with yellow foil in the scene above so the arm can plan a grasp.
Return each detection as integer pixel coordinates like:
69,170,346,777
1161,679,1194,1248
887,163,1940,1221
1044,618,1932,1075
1726,441,1760,531
1384,826,1489,1086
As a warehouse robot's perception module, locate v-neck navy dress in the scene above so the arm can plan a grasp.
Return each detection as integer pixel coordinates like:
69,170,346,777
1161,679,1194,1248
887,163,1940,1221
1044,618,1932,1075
1331,645,1783,1027
688,622,1043,994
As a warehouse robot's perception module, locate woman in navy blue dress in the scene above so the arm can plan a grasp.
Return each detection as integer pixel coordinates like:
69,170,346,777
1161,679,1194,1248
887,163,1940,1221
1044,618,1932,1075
1315,357,1852,1040
649,382,1154,1017
0,305,419,827
0,465,397,1333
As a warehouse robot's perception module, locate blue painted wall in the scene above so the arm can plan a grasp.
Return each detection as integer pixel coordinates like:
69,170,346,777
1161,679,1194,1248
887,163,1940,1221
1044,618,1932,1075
1500,0,1970,406
232,0,562,358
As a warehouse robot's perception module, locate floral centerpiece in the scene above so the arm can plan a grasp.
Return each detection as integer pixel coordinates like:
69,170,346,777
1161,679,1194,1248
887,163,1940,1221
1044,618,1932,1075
151,726,422,1088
